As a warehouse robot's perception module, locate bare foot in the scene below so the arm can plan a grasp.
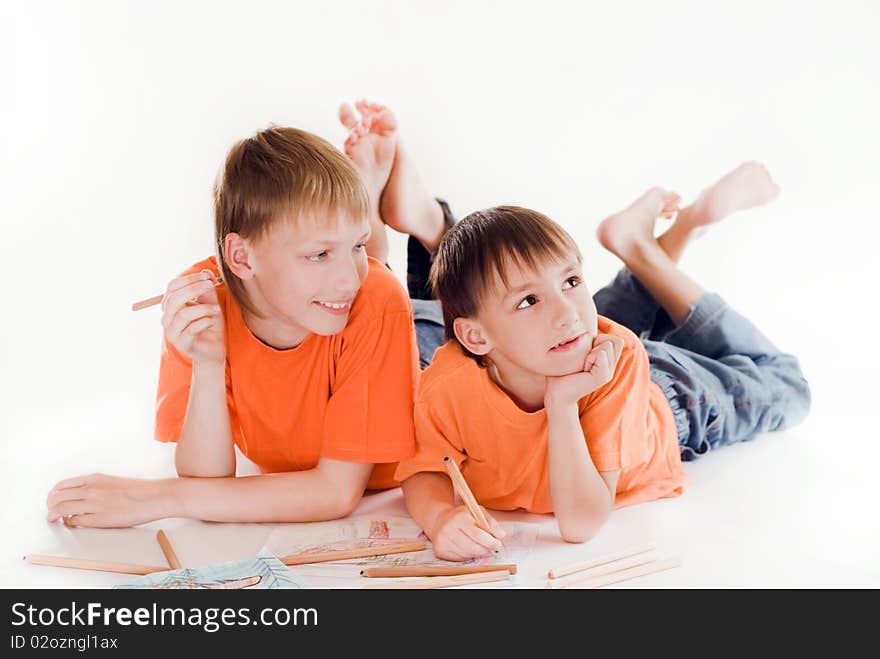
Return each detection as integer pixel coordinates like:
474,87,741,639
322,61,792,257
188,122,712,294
339,100,397,261
368,102,445,252
597,187,681,262
684,161,780,229
339,100,397,210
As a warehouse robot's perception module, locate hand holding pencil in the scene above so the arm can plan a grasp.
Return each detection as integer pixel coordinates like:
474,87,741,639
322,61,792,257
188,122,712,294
158,270,227,367
427,457,506,562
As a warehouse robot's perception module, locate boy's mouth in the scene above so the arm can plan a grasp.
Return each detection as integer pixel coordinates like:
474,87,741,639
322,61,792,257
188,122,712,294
549,332,587,353
314,299,353,315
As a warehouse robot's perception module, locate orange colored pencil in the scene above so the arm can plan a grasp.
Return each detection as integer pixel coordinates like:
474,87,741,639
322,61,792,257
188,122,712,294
280,540,428,566
156,529,182,569
131,277,223,312
442,456,493,535
360,563,517,578
25,554,168,575
362,569,512,589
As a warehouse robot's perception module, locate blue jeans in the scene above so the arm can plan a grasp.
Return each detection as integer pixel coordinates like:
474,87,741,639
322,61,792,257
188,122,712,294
593,268,811,461
412,298,446,369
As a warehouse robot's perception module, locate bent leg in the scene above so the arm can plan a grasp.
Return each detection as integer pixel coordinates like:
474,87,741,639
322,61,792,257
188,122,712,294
647,296,811,460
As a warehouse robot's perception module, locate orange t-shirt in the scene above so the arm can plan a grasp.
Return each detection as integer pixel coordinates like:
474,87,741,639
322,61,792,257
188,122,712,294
395,316,688,511
155,256,420,490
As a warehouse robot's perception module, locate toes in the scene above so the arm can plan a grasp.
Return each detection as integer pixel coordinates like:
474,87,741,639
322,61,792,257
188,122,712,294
338,103,359,130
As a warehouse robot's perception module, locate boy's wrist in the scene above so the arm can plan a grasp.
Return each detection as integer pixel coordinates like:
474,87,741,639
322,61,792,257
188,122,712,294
156,478,185,519
543,396,579,418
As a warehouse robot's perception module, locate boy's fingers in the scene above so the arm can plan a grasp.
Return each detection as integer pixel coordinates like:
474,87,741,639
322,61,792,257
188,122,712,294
452,529,491,558
460,524,503,554
164,271,215,298
167,304,220,338
485,512,507,539
182,317,218,339
46,486,87,509
62,514,95,528
50,475,89,492
161,280,216,318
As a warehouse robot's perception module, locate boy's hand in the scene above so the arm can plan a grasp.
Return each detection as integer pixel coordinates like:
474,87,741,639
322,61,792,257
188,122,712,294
429,505,507,562
161,270,226,367
46,474,169,528
544,334,625,409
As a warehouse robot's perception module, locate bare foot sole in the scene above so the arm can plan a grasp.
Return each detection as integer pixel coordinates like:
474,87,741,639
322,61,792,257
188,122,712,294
686,161,780,229
597,187,680,261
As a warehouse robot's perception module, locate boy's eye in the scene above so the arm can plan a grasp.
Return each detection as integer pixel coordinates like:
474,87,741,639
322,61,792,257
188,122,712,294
516,295,538,310
562,276,581,290
308,251,329,262
354,243,366,252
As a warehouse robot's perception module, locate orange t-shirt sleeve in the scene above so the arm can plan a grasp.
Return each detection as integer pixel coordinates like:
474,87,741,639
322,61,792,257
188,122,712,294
154,333,240,445
321,304,419,464
579,335,654,472
394,400,466,482
153,257,239,445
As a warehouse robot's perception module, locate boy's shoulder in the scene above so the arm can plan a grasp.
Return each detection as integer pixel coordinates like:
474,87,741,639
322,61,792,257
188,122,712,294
349,257,412,321
596,314,644,352
418,341,485,403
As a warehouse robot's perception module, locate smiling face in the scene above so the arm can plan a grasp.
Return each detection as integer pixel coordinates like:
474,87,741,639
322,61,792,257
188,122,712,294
461,252,599,378
229,210,372,346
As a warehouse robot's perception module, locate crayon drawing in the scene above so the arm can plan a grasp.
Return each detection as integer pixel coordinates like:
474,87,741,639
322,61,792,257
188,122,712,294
115,551,303,589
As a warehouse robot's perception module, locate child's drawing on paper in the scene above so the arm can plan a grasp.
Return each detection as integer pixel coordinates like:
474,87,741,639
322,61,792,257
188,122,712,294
115,552,302,589
264,515,424,557
261,517,539,587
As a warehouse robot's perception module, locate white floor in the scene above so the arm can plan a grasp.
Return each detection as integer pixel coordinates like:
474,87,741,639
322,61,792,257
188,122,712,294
2,389,878,588
2,0,878,589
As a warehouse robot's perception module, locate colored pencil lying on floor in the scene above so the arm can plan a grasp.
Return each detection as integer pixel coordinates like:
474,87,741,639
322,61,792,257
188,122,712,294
362,569,512,589
443,456,493,535
280,539,428,566
555,559,681,589
545,551,658,588
360,563,518,578
156,529,182,570
24,554,168,575
547,541,657,579
131,277,224,312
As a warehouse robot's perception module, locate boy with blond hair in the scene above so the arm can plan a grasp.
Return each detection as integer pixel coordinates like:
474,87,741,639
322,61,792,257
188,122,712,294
46,102,452,527
396,163,811,560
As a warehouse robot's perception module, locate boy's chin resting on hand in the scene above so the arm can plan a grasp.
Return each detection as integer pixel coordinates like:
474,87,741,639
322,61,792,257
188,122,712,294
46,474,173,529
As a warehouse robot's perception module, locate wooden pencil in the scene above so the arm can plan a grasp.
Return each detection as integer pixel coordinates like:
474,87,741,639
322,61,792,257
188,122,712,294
555,558,681,589
280,539,428,566
442,456,492,535
131,277,223,312
360,563,517,578
545,551,657,588
362,569,512,589
24,554,168,575
156,529,182,570
547,541,657,579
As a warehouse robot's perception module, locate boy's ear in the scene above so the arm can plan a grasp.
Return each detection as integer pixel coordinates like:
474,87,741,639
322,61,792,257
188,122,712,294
222,233,255,280
453,317,492,356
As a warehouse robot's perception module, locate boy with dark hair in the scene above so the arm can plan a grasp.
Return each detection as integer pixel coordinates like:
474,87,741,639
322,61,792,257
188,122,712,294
396,164,811,560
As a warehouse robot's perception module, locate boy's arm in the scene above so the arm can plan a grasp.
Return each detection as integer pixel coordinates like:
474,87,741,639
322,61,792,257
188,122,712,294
46,458,373,527
400,472,505,561
173,362,236,477
401,471,457,537
545,400,618,543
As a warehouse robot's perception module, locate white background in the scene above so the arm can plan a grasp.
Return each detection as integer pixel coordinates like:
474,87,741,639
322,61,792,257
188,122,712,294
1,0,878,587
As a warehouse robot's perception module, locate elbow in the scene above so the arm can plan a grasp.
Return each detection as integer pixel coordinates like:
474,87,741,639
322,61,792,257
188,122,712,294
330,488,364,519
174,447,235,478
557,508,611,544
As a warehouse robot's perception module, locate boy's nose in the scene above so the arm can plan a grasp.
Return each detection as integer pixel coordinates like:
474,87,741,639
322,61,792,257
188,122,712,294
333,259,362,296
552,297,578,329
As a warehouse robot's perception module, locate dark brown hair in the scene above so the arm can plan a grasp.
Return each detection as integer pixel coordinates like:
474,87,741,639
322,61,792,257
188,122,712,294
213,126,369,316
429,205,581,362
